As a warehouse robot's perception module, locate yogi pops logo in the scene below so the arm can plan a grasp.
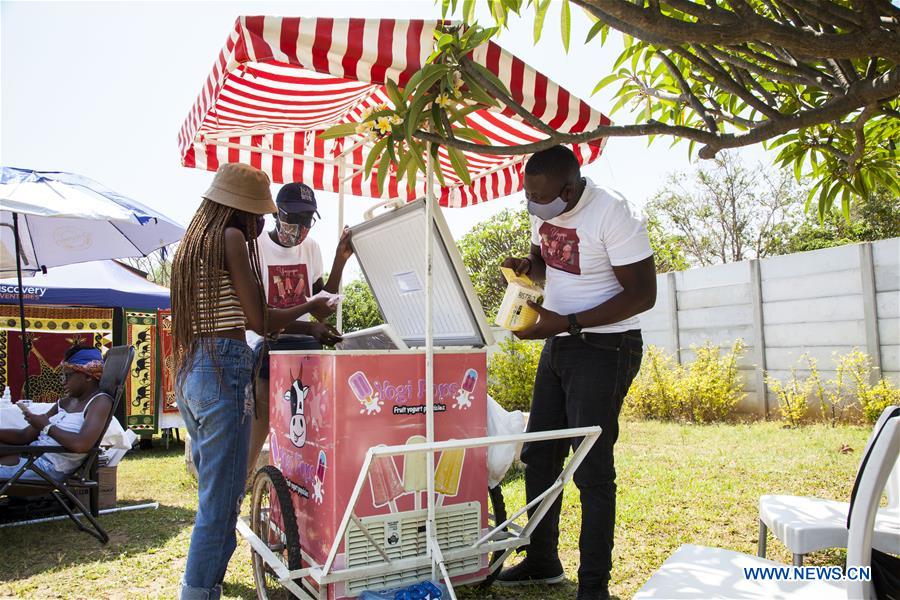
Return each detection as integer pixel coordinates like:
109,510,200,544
347,368,480,416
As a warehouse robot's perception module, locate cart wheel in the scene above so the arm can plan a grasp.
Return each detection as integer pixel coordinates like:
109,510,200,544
480,484,509,589
251,466,302,600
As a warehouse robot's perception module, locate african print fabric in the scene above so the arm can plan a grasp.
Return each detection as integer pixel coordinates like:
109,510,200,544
157,309,177,414
124,309,158,432
0,305,113,402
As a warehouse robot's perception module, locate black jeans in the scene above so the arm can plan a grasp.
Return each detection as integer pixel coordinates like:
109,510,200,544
521,330,643,588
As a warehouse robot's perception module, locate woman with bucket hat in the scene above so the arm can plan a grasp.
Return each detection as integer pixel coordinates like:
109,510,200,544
170,163,328,600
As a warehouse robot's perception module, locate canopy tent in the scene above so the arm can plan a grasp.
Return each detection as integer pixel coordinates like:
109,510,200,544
178,17,611,207
0,261,177,433
0,260,170,310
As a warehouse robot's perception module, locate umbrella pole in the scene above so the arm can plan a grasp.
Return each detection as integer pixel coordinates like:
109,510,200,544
424,146,437,581
337,157,345,332
11,212,31,400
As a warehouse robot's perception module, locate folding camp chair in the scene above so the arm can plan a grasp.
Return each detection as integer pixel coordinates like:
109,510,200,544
0,345,134,543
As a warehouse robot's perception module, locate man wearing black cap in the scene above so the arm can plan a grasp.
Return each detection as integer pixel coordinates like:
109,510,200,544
246,182,353,483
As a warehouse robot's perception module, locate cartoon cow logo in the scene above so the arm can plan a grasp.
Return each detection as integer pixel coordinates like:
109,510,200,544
284,369,309,448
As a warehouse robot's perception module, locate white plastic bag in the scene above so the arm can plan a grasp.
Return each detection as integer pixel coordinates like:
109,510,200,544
486,395,526,488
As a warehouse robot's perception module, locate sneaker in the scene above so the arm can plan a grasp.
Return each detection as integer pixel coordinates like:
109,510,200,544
576,583,611,600
496,556,565,586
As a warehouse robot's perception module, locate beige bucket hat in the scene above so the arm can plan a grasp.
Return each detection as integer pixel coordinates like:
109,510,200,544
202,163,277,215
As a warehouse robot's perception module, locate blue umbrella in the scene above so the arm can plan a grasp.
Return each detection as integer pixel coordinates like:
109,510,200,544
0,166,184,399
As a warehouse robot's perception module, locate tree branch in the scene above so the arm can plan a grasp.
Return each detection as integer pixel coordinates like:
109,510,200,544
572,0,900,61
699,66,900,156
413,120,721,155
764,0,805,27
666,46,779,119
846,103,879,174
411,66,899,161
458,56,558,136
688,45,783,118
663,0,739,24
776,0,864,29
705,45,829,89
658,50,720,132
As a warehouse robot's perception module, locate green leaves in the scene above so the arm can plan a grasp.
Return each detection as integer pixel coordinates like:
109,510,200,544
429,0,900,215
533,0,550,43
318,122,359,140
364,137,390,179
585,19,605,44
560,0,571,53
447,146,472,185
462,0,476,22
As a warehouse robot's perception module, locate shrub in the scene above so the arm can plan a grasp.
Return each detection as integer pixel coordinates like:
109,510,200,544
488,337,543,412
624,346,682,420
679,340,747,423
767,349,900,426
860,378,900,423
768,367,811,428
624,340,746,423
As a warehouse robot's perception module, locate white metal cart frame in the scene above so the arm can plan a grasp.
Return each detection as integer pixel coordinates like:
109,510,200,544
240,426,601,599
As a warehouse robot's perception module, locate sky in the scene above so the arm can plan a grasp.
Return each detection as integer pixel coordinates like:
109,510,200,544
1,0,773,280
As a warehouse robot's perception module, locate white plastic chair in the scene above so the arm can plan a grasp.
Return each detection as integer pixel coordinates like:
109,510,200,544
634,413,899,600
758,406,900,566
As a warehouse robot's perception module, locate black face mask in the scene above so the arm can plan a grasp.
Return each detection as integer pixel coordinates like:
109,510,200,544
255,215,266,238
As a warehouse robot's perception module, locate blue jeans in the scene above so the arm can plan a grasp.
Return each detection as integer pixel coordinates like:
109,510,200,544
177,338,254,600
522,331,643,588
0,456,69,482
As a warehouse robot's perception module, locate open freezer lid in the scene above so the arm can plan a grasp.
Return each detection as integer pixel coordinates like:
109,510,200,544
350,199,495,348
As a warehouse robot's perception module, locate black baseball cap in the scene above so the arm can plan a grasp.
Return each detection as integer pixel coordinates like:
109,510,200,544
275,182,320,217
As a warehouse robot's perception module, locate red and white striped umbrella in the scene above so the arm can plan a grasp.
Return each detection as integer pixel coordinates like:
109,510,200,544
178,17,610,208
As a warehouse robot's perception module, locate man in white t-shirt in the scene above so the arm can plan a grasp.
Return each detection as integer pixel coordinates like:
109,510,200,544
497,146,657,600
246,182,353,483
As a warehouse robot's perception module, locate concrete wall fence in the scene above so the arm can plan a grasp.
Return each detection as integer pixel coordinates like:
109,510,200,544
638,238,899,416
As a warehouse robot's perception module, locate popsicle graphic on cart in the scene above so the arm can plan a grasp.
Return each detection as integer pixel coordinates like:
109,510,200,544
313,450,326,504
454,368,478,410
368,445,404,513
348,370,383,415
434,444,466,507
402,435,428,510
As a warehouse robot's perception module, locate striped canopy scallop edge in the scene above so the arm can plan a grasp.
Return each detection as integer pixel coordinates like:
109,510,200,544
179,17,611,207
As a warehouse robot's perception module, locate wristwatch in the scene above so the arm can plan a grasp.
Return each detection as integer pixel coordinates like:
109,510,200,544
567,313,582,336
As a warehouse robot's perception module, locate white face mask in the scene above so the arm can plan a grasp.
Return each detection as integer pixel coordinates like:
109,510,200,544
527,196,568,220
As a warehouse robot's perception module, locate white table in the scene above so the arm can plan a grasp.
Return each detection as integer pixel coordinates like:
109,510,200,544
0,401,132,449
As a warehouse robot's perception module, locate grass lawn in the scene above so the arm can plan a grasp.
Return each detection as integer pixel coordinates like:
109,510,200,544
0,420,872,599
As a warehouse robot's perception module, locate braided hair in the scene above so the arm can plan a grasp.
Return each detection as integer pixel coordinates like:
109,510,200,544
170,198,266,374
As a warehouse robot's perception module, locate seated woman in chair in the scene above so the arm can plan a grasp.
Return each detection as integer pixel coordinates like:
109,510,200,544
0,345,113,483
